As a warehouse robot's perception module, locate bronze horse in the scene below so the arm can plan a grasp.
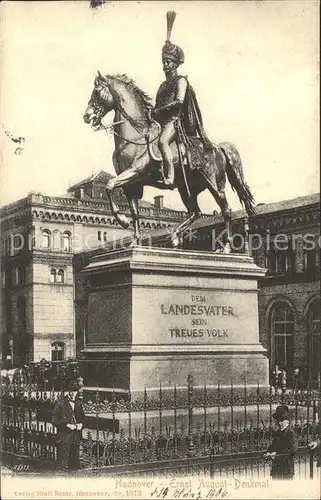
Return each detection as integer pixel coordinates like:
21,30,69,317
83,72,255,250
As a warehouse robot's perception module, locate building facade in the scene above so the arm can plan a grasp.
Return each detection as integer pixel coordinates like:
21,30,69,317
0,171,186,366
185,193,320,383
1,176,320,384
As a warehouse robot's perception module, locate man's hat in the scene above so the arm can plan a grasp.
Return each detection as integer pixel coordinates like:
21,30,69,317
273,405,291,421
162,12,185,66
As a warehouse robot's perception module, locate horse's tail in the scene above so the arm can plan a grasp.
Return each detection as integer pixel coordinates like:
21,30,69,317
219,142,256,218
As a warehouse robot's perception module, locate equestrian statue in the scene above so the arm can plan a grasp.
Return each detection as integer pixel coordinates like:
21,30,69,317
83,11,255,251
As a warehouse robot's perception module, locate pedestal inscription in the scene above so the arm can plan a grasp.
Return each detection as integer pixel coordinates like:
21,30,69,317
81,247,269,394
133,289,259,346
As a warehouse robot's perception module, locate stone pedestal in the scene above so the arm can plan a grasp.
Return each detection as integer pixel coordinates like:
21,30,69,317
80,246,269,397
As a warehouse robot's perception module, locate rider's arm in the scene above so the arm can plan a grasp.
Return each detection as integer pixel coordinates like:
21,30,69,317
177,77,188,104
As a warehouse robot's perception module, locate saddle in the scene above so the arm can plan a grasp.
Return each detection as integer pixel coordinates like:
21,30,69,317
147,121,215,173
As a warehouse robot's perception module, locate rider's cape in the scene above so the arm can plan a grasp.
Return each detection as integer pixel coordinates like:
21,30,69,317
180,77,213,151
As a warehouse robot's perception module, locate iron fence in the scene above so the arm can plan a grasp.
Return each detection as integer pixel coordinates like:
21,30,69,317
1,375,320,476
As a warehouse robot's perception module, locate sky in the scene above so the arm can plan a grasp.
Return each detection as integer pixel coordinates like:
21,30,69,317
0,0,319,213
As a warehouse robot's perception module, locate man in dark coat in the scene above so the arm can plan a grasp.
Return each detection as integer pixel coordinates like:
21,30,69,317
264,405,298,480
52,388,86,471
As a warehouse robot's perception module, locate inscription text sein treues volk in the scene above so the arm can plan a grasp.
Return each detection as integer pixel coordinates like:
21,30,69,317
160,295,236,340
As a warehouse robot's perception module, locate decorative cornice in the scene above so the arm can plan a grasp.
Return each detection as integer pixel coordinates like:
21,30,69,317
83,246,267,280
1,193,186,223
33,332,74,340
32,251,73,265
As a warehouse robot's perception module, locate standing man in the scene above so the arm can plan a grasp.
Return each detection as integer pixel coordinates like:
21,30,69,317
264,405,298,480
152,12,212,189
52,386,86,472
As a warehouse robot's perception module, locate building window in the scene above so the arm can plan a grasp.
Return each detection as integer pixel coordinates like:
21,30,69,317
304,249,319,278
50,268,65,283
103,232,107,242
42,230,51,249
57,269,65,283
51,342,65,361
50,269,56,283
13,234,23,253
271,302,294,372
12,265,24,286
12,266,18,285
266,249,293,276
308,300,320,380
98,231,101,241
63,232,71,252
3,237,8,256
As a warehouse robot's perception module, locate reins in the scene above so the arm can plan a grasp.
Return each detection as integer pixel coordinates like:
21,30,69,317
99,114,162,147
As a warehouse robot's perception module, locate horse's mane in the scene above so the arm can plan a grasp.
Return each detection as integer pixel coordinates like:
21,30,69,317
104,73,153,110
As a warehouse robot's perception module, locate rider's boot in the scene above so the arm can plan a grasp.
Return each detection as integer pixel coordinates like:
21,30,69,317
162,159,175,190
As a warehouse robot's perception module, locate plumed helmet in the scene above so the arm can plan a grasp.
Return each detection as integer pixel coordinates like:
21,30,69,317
162,41,185,66
162,11,185,66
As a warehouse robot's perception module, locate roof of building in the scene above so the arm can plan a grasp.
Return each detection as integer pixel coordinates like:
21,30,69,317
67,170,114,192
66,169,181,211
191,192,320,230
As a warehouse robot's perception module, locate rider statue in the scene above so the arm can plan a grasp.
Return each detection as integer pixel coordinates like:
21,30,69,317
151,11,213,189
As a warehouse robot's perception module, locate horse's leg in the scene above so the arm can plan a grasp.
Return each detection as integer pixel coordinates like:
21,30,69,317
202,174,232,253
171,184,201,248
125,193,140,245
217,190,232,253
106,166,141,229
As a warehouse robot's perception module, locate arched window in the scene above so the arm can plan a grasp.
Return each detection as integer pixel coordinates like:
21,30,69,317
63,232,71,252
53,230,62,250
50,269,56,283
57,269,65,284
308,300,320,380
42,230,51,249
51,342,65,362
271,302,294,372
13,234,23,252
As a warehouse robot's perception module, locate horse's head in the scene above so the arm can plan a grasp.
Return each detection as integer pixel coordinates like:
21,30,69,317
83,71,114,130
84,72,153,132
